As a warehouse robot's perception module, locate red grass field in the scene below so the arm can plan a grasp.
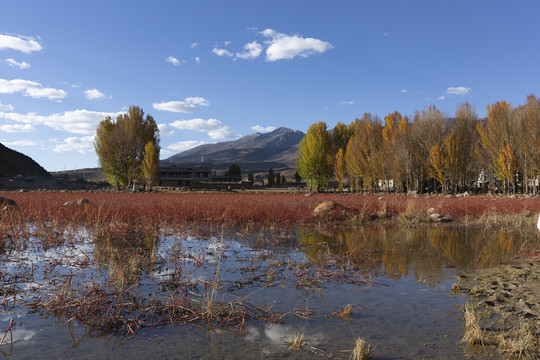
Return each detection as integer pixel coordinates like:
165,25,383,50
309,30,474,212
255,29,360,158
2,191,539,232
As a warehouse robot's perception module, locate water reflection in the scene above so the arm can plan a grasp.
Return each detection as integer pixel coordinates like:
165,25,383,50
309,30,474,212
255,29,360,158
298,227,534,284
93,232,158,287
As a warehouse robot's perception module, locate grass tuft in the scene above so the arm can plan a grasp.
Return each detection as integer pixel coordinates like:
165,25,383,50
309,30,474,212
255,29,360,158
461,303,485,346
350,337,371,360
498,323,538,359
285,333,305,350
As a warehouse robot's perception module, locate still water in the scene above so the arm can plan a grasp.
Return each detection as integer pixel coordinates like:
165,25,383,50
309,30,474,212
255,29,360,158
0,226,536,359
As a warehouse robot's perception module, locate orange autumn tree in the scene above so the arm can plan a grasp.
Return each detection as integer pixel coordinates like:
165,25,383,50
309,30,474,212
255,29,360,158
476,100,515,193
345,114,383,192
381,111,409,193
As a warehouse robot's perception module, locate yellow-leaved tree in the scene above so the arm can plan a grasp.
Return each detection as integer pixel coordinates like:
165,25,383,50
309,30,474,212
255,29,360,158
95,106,159,189
141,141,160,189
297,122,333,192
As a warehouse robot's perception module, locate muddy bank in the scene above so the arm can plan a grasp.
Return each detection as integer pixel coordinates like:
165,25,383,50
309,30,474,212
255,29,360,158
454,261,540,358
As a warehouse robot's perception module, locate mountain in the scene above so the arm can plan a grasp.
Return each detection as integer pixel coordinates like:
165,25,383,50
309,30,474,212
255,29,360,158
0,143,51,179
165,127,305,174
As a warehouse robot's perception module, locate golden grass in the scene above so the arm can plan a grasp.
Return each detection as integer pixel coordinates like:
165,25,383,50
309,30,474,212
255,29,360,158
461,303,485,346
498,323,538,359
285,333,305,350
350,337,371,360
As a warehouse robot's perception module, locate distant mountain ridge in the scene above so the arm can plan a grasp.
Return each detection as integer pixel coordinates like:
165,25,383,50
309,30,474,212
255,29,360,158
0,143,51,179
165,127,305,174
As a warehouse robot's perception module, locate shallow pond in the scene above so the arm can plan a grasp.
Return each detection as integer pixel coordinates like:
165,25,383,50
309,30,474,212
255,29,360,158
0,226,537,359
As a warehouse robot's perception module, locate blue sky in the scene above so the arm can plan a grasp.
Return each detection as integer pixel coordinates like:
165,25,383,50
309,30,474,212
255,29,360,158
1,0,539,171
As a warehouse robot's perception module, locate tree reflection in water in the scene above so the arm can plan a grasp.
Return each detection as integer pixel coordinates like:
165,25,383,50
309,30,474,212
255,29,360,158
94,231,158,288
297,227,534,284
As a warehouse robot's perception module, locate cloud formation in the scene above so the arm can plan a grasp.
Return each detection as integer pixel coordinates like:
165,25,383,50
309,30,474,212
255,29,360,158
157,123,174,136
260,29,333,61
0,139,37,147
168,140,207,151
0,101,13,111
153,97,210,113
5,58,30,69
212,48,233,57
251,125,276,133
0,34,42,53
170,118,235,139
0,123,35,133
0,109,121,135
53,135,95,154
84,88,107,100
400,89,408,93
0,78,67,100
236,41,262,60
446,86,471,95
165,56,181,66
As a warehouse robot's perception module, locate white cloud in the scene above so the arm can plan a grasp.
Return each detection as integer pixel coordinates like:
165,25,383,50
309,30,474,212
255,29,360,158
0,34,42,53
0,139,37,147
212,48,233,57
236,41,262,59
0,78,67,100
382,32,390,37
53,135,95,154
153,97,210,113
165,56,181,66
340,101,354,105
84,88,107,100
400,89,408,93
0,101,13,111
224,41,232,46
0,123,35,133
157,123,174,135
251,125,276,133
446,86,471,95
170,118,236,139
0,109,121,135
195,56,200,64
437,96,446,100
260,28,333,61
191,42,199,48
168,140,207,151
4,58,30,69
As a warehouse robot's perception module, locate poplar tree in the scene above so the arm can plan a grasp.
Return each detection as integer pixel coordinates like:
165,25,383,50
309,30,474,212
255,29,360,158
95,106,159,189
141,141,160,189
297,122,333,192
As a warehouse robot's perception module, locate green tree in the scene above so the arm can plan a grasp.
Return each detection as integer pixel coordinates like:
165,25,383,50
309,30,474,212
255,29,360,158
267,168,275,186
281,174,287,184
275,172,281,185
332,122,350,154
95,105,159,189
297,121,333,192
294,171,302,183
225,163,241,176
247,173,255,183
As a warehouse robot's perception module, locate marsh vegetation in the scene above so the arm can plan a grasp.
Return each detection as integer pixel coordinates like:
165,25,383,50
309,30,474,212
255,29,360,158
0,191,538,358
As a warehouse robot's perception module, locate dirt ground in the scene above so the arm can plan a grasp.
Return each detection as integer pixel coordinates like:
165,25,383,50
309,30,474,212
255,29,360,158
454,261,540,359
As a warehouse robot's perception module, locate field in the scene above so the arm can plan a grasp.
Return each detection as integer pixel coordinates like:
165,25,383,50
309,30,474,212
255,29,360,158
1,191,539,358
2,191,539,231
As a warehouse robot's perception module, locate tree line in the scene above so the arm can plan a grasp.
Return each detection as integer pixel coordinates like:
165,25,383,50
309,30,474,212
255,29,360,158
297,95,540,195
